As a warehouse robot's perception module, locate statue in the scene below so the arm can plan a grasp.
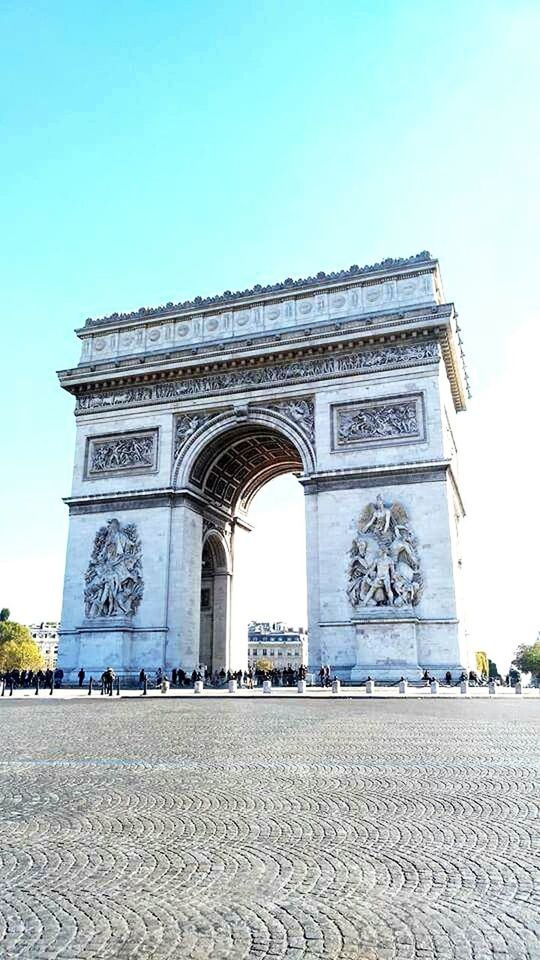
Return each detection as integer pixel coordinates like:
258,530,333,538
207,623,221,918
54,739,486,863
84,519,143,618
360,547,396,606
362,493,392,535
347,539,370,605
347,496,422,609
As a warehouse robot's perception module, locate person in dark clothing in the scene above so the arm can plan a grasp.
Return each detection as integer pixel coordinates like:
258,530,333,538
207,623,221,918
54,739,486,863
101,667,115,695
78,668,85,687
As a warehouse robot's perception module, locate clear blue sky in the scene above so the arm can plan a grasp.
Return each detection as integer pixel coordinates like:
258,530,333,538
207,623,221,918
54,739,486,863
1,1,538,667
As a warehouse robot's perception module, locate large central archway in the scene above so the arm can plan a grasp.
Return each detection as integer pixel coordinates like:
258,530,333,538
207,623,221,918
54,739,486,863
174,410,314,672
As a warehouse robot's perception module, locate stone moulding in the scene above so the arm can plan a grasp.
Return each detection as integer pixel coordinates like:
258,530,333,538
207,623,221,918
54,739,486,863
331,393,425,451
84,429,159,478
75,341,440,416
173,396,315,463
83,252,435,328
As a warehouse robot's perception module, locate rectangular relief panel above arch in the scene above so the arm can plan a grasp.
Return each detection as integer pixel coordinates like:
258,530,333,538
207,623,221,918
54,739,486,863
330,394,426,452
84,429,160,480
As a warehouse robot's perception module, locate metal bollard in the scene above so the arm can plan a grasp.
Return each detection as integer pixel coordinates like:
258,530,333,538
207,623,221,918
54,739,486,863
515,682,523,695
194,680,204,694
35,679,40,696
398,678,408,695
143,676,148,696
88,677,93,695
488,681,496,696
228,679,237,694
297,680,307,694
116,676,120,696
331,679,341,695
460,680,469,695
262,680,272,695
430,680,439,695
365,679,374,695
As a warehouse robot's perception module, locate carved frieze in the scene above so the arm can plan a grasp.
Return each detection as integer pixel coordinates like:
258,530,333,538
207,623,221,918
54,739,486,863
84,519,143,618
174,413,215,460
85,430,158,478
348,496,423,610
76,341,439,415
333,394,424,449
259,398,315,443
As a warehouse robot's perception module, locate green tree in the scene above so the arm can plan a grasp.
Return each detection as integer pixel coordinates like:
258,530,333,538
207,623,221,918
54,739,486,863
0,621,44,672
512,640,540,679
0,608,10,622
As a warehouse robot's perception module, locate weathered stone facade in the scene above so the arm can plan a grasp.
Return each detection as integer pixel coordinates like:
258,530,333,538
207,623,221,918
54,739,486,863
57,252,469,680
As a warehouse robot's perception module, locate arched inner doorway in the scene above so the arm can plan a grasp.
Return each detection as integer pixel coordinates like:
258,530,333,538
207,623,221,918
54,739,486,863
186,420,310,673
190,424,304,514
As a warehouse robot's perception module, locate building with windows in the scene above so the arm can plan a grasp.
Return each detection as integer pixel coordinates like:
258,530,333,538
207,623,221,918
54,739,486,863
248,622,307,670
28,622,59,669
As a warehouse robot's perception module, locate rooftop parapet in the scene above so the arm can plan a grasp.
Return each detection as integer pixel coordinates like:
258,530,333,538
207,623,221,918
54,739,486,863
76,252,443,366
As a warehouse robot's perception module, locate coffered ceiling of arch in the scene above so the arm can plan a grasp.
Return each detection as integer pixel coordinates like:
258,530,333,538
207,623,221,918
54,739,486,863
190,426,303,512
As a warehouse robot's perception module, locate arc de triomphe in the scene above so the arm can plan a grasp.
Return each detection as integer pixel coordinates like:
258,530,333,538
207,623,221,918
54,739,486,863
57,252,469,681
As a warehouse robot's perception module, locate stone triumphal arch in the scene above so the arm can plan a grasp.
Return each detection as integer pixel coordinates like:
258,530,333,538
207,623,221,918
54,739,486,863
57,252,469,681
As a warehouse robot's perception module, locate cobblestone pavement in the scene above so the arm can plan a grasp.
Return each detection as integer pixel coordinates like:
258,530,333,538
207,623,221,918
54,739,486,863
0,699,538,959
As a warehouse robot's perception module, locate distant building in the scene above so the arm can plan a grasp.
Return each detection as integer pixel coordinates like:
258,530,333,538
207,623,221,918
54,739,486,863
248,622,307,670
28,622,59,669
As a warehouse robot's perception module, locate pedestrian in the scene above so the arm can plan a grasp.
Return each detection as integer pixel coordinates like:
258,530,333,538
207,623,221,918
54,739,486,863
101,666,115,695
78,667,85,687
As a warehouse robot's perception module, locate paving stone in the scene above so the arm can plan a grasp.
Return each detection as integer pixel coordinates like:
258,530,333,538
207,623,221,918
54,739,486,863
0,698,538,958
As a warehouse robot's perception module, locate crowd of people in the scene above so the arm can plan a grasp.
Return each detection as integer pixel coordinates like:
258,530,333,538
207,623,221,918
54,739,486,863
147,664,309,688
0,667,63,688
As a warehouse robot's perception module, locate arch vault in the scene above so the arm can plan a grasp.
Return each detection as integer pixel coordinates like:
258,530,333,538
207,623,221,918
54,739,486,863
57,252,470,681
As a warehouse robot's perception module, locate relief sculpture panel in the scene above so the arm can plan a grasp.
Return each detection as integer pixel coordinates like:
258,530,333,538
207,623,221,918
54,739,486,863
85,430,158,478
347,496,423,610
84,519,143,618
333,394,424,449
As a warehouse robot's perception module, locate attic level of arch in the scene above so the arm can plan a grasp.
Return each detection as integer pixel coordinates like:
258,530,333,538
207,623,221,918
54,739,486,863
67,304,455,382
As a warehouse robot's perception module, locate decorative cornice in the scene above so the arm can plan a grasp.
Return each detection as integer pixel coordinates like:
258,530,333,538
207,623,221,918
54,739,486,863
299,459,452,494
74,339,440,416
83,252,434,327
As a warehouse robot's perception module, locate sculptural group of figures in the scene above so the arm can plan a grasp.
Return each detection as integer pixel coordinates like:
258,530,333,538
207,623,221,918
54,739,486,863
84,519,143,618
347,495,422,608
